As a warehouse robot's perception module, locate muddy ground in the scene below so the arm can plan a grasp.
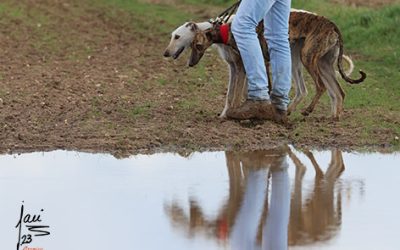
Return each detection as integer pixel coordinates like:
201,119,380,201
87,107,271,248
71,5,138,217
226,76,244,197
0,0,399,157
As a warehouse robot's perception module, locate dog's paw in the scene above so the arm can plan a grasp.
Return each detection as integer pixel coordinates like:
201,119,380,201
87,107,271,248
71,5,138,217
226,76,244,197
218,113,227,119
301,110,311,116
330,115,340,122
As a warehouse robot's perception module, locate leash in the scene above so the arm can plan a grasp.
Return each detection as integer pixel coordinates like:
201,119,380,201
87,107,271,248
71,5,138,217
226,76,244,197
210,0,241,24
203,1,241,45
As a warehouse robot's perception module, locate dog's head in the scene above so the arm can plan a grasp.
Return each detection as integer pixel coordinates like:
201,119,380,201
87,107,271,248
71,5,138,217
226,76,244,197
188,28,213,67
164,22,199,59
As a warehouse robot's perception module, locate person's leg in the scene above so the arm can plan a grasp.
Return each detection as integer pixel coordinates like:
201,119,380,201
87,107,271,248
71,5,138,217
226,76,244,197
264,0,292,111
231,0,275,101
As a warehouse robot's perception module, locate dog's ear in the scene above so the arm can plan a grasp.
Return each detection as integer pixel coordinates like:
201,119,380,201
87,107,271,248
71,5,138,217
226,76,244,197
186,22,198,32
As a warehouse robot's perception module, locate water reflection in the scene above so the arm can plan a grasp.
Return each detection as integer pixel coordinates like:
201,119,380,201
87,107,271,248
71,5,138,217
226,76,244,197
165,146,347,249
4,147,398,249
288,149,344,246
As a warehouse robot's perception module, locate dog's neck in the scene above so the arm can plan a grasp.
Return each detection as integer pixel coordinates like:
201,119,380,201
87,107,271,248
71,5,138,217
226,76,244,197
197,21,212,30
206,23,230,45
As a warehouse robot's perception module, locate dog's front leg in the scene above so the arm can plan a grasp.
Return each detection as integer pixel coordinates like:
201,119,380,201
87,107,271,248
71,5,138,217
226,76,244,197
233,63,247,107
220,62,238,119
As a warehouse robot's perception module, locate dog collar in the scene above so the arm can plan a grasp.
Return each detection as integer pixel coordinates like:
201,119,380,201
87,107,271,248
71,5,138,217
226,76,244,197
220,24,230,44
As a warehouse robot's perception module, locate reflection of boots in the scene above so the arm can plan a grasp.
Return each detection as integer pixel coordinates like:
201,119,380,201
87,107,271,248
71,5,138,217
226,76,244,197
239,145,289,171
226,99,275,120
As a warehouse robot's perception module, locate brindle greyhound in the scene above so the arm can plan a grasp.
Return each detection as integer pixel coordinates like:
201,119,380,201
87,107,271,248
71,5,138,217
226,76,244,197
189,11,366,120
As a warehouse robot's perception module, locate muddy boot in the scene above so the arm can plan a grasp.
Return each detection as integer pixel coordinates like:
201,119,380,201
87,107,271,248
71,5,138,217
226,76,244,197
226,99,275,120
273,108,289,125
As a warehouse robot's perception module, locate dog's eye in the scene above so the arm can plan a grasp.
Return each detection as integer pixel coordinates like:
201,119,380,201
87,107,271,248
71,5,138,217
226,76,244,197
196,44,204,50
174,35,181,40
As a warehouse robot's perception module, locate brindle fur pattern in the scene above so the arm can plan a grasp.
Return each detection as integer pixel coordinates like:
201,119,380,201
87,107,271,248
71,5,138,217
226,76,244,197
190,11,367,120
288,12,366,118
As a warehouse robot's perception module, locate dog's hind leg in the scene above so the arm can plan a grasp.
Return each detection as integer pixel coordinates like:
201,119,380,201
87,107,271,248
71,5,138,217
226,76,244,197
301,62,326,116
300,41,328,117
319,48,346,120
288,40,307,116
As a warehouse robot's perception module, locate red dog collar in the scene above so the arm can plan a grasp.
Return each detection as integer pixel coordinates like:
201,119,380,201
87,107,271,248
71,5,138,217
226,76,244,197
220,24,230,44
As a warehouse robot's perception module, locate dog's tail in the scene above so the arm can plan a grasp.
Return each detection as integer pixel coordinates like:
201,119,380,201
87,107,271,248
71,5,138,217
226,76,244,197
342,54,354,76
335,54,354,78
336,25,366,84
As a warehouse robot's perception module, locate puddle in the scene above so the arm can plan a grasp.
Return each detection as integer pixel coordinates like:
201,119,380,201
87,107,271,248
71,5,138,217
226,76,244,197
0,146,399,250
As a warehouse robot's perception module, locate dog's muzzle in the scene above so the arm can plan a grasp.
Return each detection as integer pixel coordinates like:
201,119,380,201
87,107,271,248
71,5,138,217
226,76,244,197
172,47,185,59
163,50,171,57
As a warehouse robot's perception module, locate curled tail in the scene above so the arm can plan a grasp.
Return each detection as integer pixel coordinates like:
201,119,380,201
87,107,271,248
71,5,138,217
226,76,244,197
335,25,367,84
342,54,354,76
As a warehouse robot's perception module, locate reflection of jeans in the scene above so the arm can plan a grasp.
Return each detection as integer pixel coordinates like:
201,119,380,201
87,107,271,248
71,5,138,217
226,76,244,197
231,169,268,250
230,157,290,250
232,0,291,110
263,159,290,250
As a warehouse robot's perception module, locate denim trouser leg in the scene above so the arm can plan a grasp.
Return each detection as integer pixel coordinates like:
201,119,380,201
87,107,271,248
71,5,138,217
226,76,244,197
232,0,291,110
264,0,292,110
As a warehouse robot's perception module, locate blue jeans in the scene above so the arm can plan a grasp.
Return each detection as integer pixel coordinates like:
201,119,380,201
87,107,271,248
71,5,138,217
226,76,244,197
232,0,291,110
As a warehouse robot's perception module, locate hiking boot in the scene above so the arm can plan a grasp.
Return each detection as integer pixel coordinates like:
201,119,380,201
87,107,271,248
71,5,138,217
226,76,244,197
226,99,275,120
273,108,289,125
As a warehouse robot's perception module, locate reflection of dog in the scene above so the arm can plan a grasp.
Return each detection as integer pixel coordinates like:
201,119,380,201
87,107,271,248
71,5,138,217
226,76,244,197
288,149,345,245
164,146,349,247
188,11,366,119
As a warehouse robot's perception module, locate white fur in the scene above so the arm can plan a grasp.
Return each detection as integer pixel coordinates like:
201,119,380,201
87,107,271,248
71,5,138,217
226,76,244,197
164,21,212,59
290,8,317,15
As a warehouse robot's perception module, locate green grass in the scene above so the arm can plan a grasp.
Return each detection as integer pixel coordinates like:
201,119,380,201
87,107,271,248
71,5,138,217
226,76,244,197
0,3,23,17
128,103,153,119
181,0,232,6
94,0,193,33
177,98,200,110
